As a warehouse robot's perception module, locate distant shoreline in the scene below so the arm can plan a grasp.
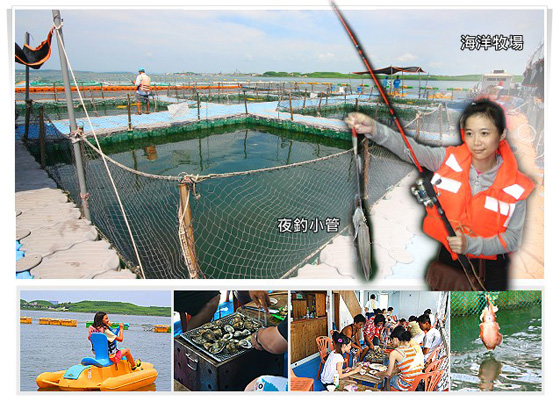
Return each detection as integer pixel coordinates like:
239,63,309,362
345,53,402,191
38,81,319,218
14,69,524,83
21,299,171,317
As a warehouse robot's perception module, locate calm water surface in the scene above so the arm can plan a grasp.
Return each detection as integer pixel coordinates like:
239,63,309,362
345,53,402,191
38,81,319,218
20,310,171,391
450,306,541,391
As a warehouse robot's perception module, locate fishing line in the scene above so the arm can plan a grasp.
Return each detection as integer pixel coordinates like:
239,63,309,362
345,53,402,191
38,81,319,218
330,1,486,291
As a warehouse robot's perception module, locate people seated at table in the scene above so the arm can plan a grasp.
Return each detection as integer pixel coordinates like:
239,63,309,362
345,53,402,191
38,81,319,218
320,331,361,387
363,313,386,347
376,326,424,391
418,314,442,361
407,316,425,346
341,314,369,363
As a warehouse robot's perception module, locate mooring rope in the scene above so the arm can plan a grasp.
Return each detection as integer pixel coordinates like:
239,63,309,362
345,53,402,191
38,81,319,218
79,136,353,184
53,21,146,279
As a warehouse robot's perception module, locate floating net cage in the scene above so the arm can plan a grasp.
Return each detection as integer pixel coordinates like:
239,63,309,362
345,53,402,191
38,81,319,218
450,291,542,317
19,104,415,279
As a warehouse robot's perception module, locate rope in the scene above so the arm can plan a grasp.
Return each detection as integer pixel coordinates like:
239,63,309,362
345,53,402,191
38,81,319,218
79,136,352,183
53,21,146,280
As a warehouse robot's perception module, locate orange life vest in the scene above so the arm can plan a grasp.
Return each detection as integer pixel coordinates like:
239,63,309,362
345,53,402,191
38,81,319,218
422,140,534,260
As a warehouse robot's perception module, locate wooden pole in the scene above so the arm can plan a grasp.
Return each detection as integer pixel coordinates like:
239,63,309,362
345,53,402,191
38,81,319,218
53,83,58,102
289,92,293,121
243,90,248,114
127,94,132,131
39,107,46,169
197,92,201,121
100,83,104,100
24,32,31,141
179,183,201,279
355,97,359,112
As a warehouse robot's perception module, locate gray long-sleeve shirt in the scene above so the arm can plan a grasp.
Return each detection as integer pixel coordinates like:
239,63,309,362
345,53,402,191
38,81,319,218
367,121,527,256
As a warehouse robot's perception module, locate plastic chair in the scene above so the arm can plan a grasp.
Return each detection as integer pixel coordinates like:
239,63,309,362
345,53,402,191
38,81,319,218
290,368,314,392
80,333,113,368
389,371,439,392
425,345,443,366
425,356,446,373
316,336,333,378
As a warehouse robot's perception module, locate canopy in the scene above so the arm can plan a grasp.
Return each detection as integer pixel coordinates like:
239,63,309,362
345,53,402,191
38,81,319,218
352,66,426,75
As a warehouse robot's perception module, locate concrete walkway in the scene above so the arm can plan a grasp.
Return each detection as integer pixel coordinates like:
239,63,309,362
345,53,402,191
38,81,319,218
15,140,136,279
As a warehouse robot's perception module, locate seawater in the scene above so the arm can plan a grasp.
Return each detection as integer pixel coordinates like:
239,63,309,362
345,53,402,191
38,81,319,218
19,310,171,392
450,305,542,391
38,124,412,278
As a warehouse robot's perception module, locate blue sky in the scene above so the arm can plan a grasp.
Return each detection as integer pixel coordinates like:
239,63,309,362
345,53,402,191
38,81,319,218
20,290,171,307
14,8,544,75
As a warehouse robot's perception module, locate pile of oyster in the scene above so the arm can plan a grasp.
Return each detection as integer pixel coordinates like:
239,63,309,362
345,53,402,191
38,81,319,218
190,314,262,355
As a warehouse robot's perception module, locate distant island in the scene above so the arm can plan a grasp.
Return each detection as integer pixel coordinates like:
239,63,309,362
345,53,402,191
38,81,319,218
14,69,523,83
20,299,171,317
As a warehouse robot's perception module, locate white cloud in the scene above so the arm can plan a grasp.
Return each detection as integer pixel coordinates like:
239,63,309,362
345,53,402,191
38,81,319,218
317,52,336,61
396,53,418,62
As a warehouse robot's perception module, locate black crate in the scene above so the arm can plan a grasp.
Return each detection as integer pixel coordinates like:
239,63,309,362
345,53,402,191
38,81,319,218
174,335,284,391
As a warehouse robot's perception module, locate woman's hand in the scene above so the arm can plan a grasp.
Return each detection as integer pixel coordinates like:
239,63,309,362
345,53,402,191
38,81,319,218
447,228,467,254
344,112,376,139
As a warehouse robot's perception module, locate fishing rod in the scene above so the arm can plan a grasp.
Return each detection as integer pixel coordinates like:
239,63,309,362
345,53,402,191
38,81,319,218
330,1,485,291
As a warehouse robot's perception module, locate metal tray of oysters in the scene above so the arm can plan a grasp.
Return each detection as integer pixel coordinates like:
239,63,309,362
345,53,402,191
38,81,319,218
180,312,263,363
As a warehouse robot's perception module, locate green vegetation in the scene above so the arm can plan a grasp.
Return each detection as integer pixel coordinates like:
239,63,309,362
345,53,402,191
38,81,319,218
20,299,170,317
258,71,523,82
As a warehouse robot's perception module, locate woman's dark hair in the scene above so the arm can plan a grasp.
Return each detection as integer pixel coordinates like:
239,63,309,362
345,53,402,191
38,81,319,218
409,315,417,322
93,311,107,329
354,314,366,324
399,318,407,324
374,314,386,325
390,325,412,342
424,309,432,315
370,294,376,300
332,331,351,353
459,98,506,134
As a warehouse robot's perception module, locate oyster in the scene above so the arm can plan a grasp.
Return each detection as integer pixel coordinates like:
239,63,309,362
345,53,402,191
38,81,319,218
233,331,243,338
225,342,239,353
191,335,205,345
232,320,244,330
203,342,213,351
222,333,233,340
240,329,251,336
212,328,222,338
239,339,252,349
202,331,216,342
223,325,235,333
210,341,225,354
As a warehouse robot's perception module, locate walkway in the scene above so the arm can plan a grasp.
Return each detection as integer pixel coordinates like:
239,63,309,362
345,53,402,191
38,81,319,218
15,140,136,279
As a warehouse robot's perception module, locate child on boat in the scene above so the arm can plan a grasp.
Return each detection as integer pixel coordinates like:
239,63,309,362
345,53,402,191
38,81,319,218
88,311,141,370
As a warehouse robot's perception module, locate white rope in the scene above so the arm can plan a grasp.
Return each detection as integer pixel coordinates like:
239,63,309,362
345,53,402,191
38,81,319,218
53,22,146,279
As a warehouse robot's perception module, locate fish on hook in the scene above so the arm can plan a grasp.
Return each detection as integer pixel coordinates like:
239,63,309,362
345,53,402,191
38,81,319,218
479,294,503,350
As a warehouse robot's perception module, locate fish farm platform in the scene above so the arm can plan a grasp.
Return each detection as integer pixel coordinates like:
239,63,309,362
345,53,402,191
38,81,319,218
16,96,544,282
15,140,136,279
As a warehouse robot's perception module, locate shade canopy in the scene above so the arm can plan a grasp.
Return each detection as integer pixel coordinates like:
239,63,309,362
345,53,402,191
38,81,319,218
352,66,426,75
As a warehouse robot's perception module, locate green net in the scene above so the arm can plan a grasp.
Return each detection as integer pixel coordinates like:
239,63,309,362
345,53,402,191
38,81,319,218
20,106,414,279
450,291,542,317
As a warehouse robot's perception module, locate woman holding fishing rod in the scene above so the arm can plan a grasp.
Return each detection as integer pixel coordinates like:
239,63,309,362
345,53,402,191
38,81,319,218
345,99,534,290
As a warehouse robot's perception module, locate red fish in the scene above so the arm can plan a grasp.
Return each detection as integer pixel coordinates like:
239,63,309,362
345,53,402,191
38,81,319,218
479,295,503,350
